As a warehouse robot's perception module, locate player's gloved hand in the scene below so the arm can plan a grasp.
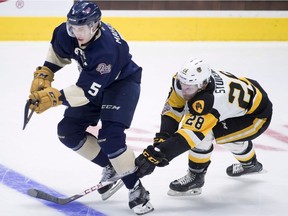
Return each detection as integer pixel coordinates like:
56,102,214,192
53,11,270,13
135,145,169,178
153,132,170,147
29,87,62,114
30,66,54,93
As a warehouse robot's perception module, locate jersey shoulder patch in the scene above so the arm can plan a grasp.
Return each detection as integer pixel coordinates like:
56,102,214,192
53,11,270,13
187,92,214,115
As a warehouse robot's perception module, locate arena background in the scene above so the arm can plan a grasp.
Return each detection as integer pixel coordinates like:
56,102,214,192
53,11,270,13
0,0,287,41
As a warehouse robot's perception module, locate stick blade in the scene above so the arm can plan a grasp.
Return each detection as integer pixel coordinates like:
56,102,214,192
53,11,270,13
27,189,61,204
23,99,38,130
27,188,38,197
22,100,31,130
27,188,80,205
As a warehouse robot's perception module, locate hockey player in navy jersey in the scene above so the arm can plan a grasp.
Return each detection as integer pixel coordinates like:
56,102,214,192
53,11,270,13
135,57,272,196
27,1,153,214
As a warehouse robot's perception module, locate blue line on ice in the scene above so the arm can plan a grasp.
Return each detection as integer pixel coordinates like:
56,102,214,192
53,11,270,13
0,163,106,216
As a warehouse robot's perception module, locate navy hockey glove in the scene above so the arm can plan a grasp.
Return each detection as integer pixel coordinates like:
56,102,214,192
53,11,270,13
135,145,169,178
153,132,170,147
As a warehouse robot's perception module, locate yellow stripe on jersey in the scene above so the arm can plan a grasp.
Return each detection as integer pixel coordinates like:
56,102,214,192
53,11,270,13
168,86,186,108
247,86,262,114
216,118,267,144
188,150,212,163
164,112,183,123
240,77,263,115
162,75,186,122
177,129,198,148
234,148,256,163
181,113,218,134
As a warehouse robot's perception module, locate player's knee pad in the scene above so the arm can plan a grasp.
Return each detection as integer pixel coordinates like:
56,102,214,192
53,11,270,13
189,131,214,163
189,144,213,164
58,129,102,161
98,122,136,175
74,133,101,161
97,121,126,156
194,130,214,151
110,147,136,176
57,118,103,163
57,130,84,149
221,140,250,154
57,118,87,149
224,141,255,162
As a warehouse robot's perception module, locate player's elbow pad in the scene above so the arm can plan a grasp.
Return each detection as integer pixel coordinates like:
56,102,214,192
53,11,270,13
61,85,90,107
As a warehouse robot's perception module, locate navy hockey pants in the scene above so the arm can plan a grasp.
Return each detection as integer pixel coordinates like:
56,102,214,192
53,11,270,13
57,76,140,157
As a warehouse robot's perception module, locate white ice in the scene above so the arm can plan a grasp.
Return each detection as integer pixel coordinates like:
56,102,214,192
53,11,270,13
0,41,288,216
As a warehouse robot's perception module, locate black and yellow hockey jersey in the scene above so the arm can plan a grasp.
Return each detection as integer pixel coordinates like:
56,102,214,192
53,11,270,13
160,70,272,149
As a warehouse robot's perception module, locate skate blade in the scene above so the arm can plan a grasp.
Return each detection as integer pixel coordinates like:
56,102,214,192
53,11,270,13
132,201,154,215
167,188,202,197
245,168,268,175
101,180,124,200
229,168,268,177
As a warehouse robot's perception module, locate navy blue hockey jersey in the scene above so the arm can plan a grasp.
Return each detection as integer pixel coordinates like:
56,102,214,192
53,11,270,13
44,22,142,106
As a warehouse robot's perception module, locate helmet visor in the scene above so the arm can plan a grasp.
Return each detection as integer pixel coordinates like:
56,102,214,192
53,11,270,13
179,81,199,100
66,21,99,38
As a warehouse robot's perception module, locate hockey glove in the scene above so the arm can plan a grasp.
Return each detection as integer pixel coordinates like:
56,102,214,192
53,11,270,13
153,132,170,147
30,66,54,93
29,87,62,114
135,145,169,178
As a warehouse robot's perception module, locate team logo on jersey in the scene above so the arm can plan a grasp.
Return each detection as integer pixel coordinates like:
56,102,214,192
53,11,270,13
192,100,205,114
161,102,171,114
96,63,112,74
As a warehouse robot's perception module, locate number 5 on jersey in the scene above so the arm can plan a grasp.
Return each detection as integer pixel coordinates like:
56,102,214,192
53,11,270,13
88,82,102,96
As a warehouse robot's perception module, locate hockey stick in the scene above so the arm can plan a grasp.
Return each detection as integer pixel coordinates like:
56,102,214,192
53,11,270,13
27,177,123,205
23,99,39,130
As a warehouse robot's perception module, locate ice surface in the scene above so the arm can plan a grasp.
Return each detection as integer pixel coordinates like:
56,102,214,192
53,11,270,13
0,41,288,216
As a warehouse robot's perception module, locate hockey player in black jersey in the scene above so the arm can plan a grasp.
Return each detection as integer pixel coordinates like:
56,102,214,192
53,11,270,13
27,1,153,214
136,57,272,196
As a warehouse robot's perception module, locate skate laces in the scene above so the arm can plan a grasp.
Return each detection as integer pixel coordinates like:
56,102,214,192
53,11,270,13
101,164,116,182
129,187,141,201
130,180,142,194
129,181,146,201
231,163,244,174
176,171,196,185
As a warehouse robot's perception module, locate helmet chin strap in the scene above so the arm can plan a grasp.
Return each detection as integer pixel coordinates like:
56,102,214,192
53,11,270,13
198,83,208,91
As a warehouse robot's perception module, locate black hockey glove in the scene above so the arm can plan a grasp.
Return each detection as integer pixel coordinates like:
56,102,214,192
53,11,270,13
153,132,170,147
135,145,169,178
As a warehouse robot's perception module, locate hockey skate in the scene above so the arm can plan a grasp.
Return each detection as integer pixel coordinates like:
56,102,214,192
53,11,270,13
129,180,154,215
226,159,263,177
98,164,124,200
167,168,207,196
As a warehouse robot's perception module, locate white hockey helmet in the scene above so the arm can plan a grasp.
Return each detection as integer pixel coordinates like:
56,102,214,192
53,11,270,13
177,58,211,88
